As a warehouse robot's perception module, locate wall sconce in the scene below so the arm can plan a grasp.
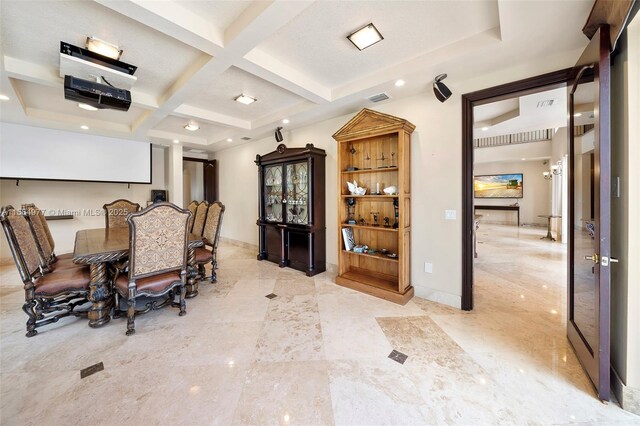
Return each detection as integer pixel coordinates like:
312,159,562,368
543,160,562,180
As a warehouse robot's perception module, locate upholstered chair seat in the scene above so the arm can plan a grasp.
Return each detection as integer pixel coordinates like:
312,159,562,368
115,271,181,294
35,267,91,297
194,247,212,263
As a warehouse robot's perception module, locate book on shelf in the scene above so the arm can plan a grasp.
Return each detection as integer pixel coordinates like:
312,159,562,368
341,227,355,251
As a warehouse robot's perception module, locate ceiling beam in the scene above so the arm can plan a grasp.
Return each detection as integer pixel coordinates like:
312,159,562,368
173,104,251,130
93,0,224,56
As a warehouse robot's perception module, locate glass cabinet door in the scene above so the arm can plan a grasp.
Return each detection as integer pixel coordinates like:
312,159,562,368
285,162,309,225
264,165,283,222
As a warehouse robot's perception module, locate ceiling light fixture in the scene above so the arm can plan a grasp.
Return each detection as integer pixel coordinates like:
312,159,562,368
234,94,257,105
78,103,98,111
80,125,89,130
574,112,582,117
85,36,122,60
282,119,290,124
173,139,180,144
395,79,405,87
433,73,452,103
347,23,383,51
184,120,200,131
0,94,9,101
226,138,233,142
481,127,489,131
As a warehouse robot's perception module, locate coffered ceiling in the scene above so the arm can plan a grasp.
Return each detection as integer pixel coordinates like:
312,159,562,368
0,0,593,152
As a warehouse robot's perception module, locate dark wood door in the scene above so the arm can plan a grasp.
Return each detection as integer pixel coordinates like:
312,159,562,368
203,160,217,202
567,26,611,401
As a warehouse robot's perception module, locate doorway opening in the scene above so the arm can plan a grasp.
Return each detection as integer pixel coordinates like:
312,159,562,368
461,69,572,310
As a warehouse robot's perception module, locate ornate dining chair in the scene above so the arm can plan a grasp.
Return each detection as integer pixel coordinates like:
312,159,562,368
113,202,191,336
22,204,79,272
103,199,141,229
0,206,91,337
191,201,209,237
187,200,198,233
195,202,225,282
21,203,73,263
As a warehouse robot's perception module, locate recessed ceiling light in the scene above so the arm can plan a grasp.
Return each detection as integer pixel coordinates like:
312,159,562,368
85,36,122,60
395,79,405,87
0,94,9,101
80,125,89,130
78,103,98,111
282,119,290,124
481,127,489,131
173,139,180,144
521,158,526,161
226,138,233,142
574,112,582,117
184,120,200,131
347,23,383,51
234,94,257,105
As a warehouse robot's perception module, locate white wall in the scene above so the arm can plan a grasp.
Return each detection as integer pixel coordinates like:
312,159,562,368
214,57,586,308
183,161,204,206
473,160,551,226
0,146,167,262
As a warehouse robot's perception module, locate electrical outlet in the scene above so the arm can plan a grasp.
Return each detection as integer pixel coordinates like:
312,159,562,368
445,210,457,220
424,262,433,273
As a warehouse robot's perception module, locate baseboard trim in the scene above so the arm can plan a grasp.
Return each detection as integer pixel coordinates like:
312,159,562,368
611,366,640,415
219,237,258,252
413,285,461,309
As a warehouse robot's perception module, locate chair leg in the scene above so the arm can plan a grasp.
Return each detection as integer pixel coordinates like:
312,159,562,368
22,300,37,337
197,263,205,281
210,258,217,283
126,296,136,336
179,284,187,316
113,291,121,319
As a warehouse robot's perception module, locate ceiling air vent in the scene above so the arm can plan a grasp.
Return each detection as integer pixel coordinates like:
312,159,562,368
367,92,390,103
536,99,555,108
188,149,206,154
241,136,252,141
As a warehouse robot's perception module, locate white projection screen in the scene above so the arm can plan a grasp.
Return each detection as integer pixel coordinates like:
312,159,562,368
0,123,151,184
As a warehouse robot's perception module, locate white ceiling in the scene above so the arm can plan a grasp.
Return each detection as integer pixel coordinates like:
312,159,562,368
0,0,594,152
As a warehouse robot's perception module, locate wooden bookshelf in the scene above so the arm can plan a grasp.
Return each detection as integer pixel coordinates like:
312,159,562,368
333,108,415,305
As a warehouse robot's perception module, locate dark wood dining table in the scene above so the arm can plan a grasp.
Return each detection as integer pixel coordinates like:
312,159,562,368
73,228,205,328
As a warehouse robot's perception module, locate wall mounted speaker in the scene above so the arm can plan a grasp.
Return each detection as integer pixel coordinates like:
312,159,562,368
151,189,167,203
275,127,283,142
433,73,452,103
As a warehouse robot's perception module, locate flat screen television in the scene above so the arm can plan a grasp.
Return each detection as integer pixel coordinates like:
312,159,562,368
474,173,523,198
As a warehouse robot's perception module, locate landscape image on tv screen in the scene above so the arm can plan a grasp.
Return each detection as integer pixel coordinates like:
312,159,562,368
474,173,523,198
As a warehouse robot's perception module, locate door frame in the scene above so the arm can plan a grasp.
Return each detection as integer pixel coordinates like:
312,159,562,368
461,69,572,311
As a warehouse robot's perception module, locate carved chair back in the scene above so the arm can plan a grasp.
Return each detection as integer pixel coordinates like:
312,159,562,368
21,204,54,266
103,199,141,229
191,201,209,237
202,202,225,250
0,206,42,284
187,201,198,232
127,202,190,280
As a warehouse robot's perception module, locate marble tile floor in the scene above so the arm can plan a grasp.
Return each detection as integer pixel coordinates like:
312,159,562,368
0,226,639,425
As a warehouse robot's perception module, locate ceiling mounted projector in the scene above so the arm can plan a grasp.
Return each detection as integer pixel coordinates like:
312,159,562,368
64,75,131,111
433,73,452,103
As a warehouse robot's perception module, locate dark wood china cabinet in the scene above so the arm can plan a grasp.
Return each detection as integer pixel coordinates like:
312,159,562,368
256,144,326,276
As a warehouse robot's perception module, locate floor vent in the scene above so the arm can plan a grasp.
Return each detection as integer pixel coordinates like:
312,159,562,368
367,92,390,103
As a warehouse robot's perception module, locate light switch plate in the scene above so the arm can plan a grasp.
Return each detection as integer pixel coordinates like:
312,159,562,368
445,210,457,220
424,262,433,273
